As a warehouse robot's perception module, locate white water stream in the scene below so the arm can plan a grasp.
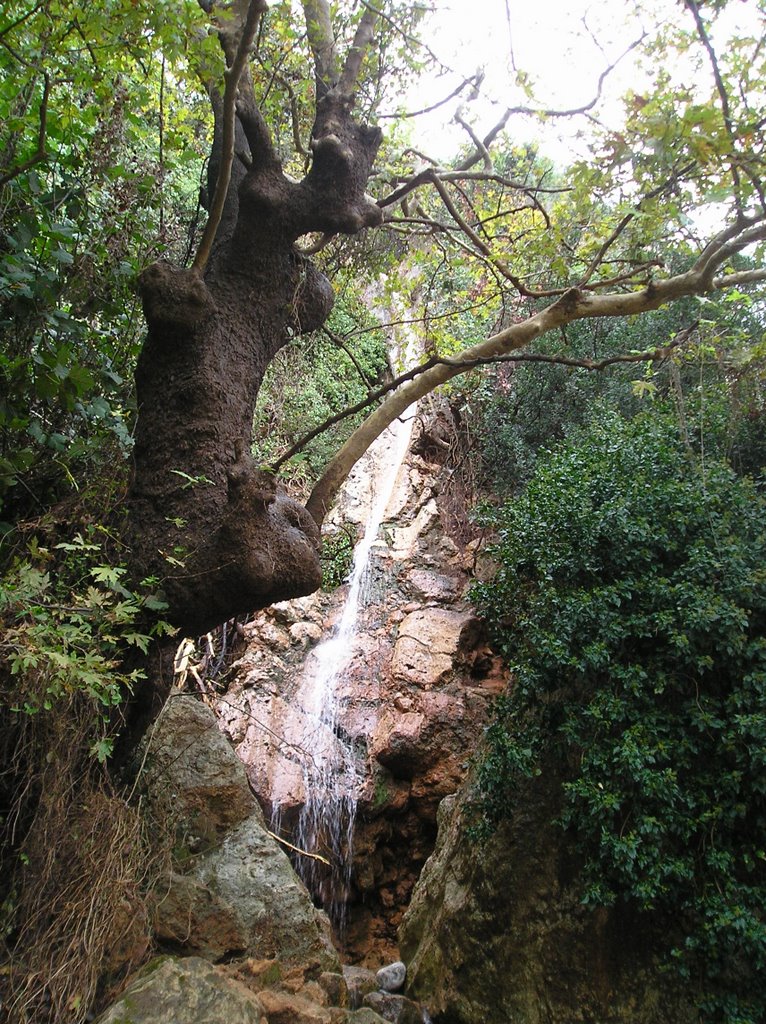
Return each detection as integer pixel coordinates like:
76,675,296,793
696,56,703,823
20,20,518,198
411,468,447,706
272,405,416,933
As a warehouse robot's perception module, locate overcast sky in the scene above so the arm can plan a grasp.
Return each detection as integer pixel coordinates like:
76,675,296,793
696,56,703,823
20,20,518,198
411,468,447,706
396,0,653,163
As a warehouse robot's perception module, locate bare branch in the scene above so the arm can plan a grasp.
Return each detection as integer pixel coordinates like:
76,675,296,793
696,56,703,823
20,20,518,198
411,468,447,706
454,34,645,173
577,213,634,288
684,0,744,214
378,74,482,121
454,111,492,171
192,0,267,275
712,268,766,289
377,168,565,213
276,327,698,477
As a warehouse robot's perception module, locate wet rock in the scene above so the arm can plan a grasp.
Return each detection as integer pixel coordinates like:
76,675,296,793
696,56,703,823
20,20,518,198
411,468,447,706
320,971,350,1007
290,621,324,645
343,965,380,1009
347,1011,391,1024
93,956,264,1024
376,960,406,992
214,407,502,962
363,991,422,1024
139,694,257,848
257,987,334,1023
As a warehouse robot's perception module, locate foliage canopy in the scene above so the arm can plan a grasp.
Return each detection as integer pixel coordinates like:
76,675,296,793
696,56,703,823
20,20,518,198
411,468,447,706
473,408,766,1022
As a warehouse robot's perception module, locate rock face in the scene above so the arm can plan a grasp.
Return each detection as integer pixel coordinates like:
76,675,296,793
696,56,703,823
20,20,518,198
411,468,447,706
214,412,506,963
94,957,265,1024
399,780,698,1024
139,695,339,973
94,954,394,1024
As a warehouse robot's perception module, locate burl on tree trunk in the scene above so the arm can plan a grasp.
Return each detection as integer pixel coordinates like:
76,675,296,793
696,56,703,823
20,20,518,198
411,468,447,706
128,83,382,635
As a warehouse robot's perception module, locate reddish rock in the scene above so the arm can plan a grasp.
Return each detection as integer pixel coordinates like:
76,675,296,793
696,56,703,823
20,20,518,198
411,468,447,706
213,412,506,965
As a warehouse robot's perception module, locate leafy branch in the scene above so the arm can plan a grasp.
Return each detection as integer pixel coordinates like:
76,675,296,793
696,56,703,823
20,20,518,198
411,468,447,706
270,323,699,474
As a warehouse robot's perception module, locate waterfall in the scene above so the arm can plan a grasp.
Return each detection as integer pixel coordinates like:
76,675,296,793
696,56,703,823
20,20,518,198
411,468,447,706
273,405,416,935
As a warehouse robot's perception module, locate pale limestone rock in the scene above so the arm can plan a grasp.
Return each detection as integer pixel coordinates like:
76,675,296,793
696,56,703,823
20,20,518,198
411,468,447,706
155,812,339,973
375,959,406,992
290,621,324,645
139,694,257,847
407,568,462,602
193,814,339,972
391,609,480,687
93,956,264,1024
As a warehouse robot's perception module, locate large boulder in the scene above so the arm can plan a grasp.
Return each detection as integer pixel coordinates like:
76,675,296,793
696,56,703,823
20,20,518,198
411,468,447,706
141,695,339,973
399,780,698,1024
138,693,258,848
93,956,264,1024
153,815,342,971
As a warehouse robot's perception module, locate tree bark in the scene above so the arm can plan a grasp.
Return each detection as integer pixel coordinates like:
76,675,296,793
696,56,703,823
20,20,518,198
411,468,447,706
128,9,382,635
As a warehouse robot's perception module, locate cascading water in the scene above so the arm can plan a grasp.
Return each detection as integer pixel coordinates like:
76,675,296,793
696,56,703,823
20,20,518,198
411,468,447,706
272,405,416,935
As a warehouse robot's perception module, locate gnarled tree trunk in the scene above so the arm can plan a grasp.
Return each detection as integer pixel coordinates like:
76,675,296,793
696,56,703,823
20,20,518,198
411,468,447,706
128,2,382,635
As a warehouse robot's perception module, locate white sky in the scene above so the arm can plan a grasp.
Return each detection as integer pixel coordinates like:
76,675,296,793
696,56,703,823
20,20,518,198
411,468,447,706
396,0,760,167
397,0,651,163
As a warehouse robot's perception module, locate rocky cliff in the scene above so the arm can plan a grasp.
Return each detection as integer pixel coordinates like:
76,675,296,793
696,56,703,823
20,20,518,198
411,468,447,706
399,774,699,1024
214,407,504,964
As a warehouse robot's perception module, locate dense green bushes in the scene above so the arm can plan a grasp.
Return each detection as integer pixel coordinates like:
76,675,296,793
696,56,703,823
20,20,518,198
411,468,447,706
472,409,766,1022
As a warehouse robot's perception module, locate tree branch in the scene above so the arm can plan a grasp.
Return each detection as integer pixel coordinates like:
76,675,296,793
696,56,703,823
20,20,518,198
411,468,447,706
192,0,267,274
684,0,744,214
0,2,45,40
0,72,49,189
338,5,378,96
275,326,699,476
304,216,766,523
303,0,338,100
453,33,645,173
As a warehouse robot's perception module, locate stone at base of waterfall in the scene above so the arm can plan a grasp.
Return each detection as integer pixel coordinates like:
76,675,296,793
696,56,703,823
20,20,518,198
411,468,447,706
343,966,380,1009
155,812,340,973
93,956,264,1024
363,991,422,1024
376,960,406,992
256,987,390,1023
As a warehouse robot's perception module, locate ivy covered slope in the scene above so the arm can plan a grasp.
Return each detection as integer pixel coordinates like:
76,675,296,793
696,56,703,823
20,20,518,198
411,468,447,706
473,409,766,1023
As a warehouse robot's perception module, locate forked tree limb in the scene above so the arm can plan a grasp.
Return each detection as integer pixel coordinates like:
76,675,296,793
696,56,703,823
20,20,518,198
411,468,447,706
270,325,699,475
192,0,267,274
304,218,766,524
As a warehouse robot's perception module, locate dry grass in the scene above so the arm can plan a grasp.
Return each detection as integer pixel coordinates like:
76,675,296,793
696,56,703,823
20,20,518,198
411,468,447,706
0,696,159,1024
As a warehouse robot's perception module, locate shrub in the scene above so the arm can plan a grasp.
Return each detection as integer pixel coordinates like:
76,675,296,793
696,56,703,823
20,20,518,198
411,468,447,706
472,409,766,1023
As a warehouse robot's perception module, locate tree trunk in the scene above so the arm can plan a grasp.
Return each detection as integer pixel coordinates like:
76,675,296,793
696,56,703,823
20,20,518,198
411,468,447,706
128,85,382,635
